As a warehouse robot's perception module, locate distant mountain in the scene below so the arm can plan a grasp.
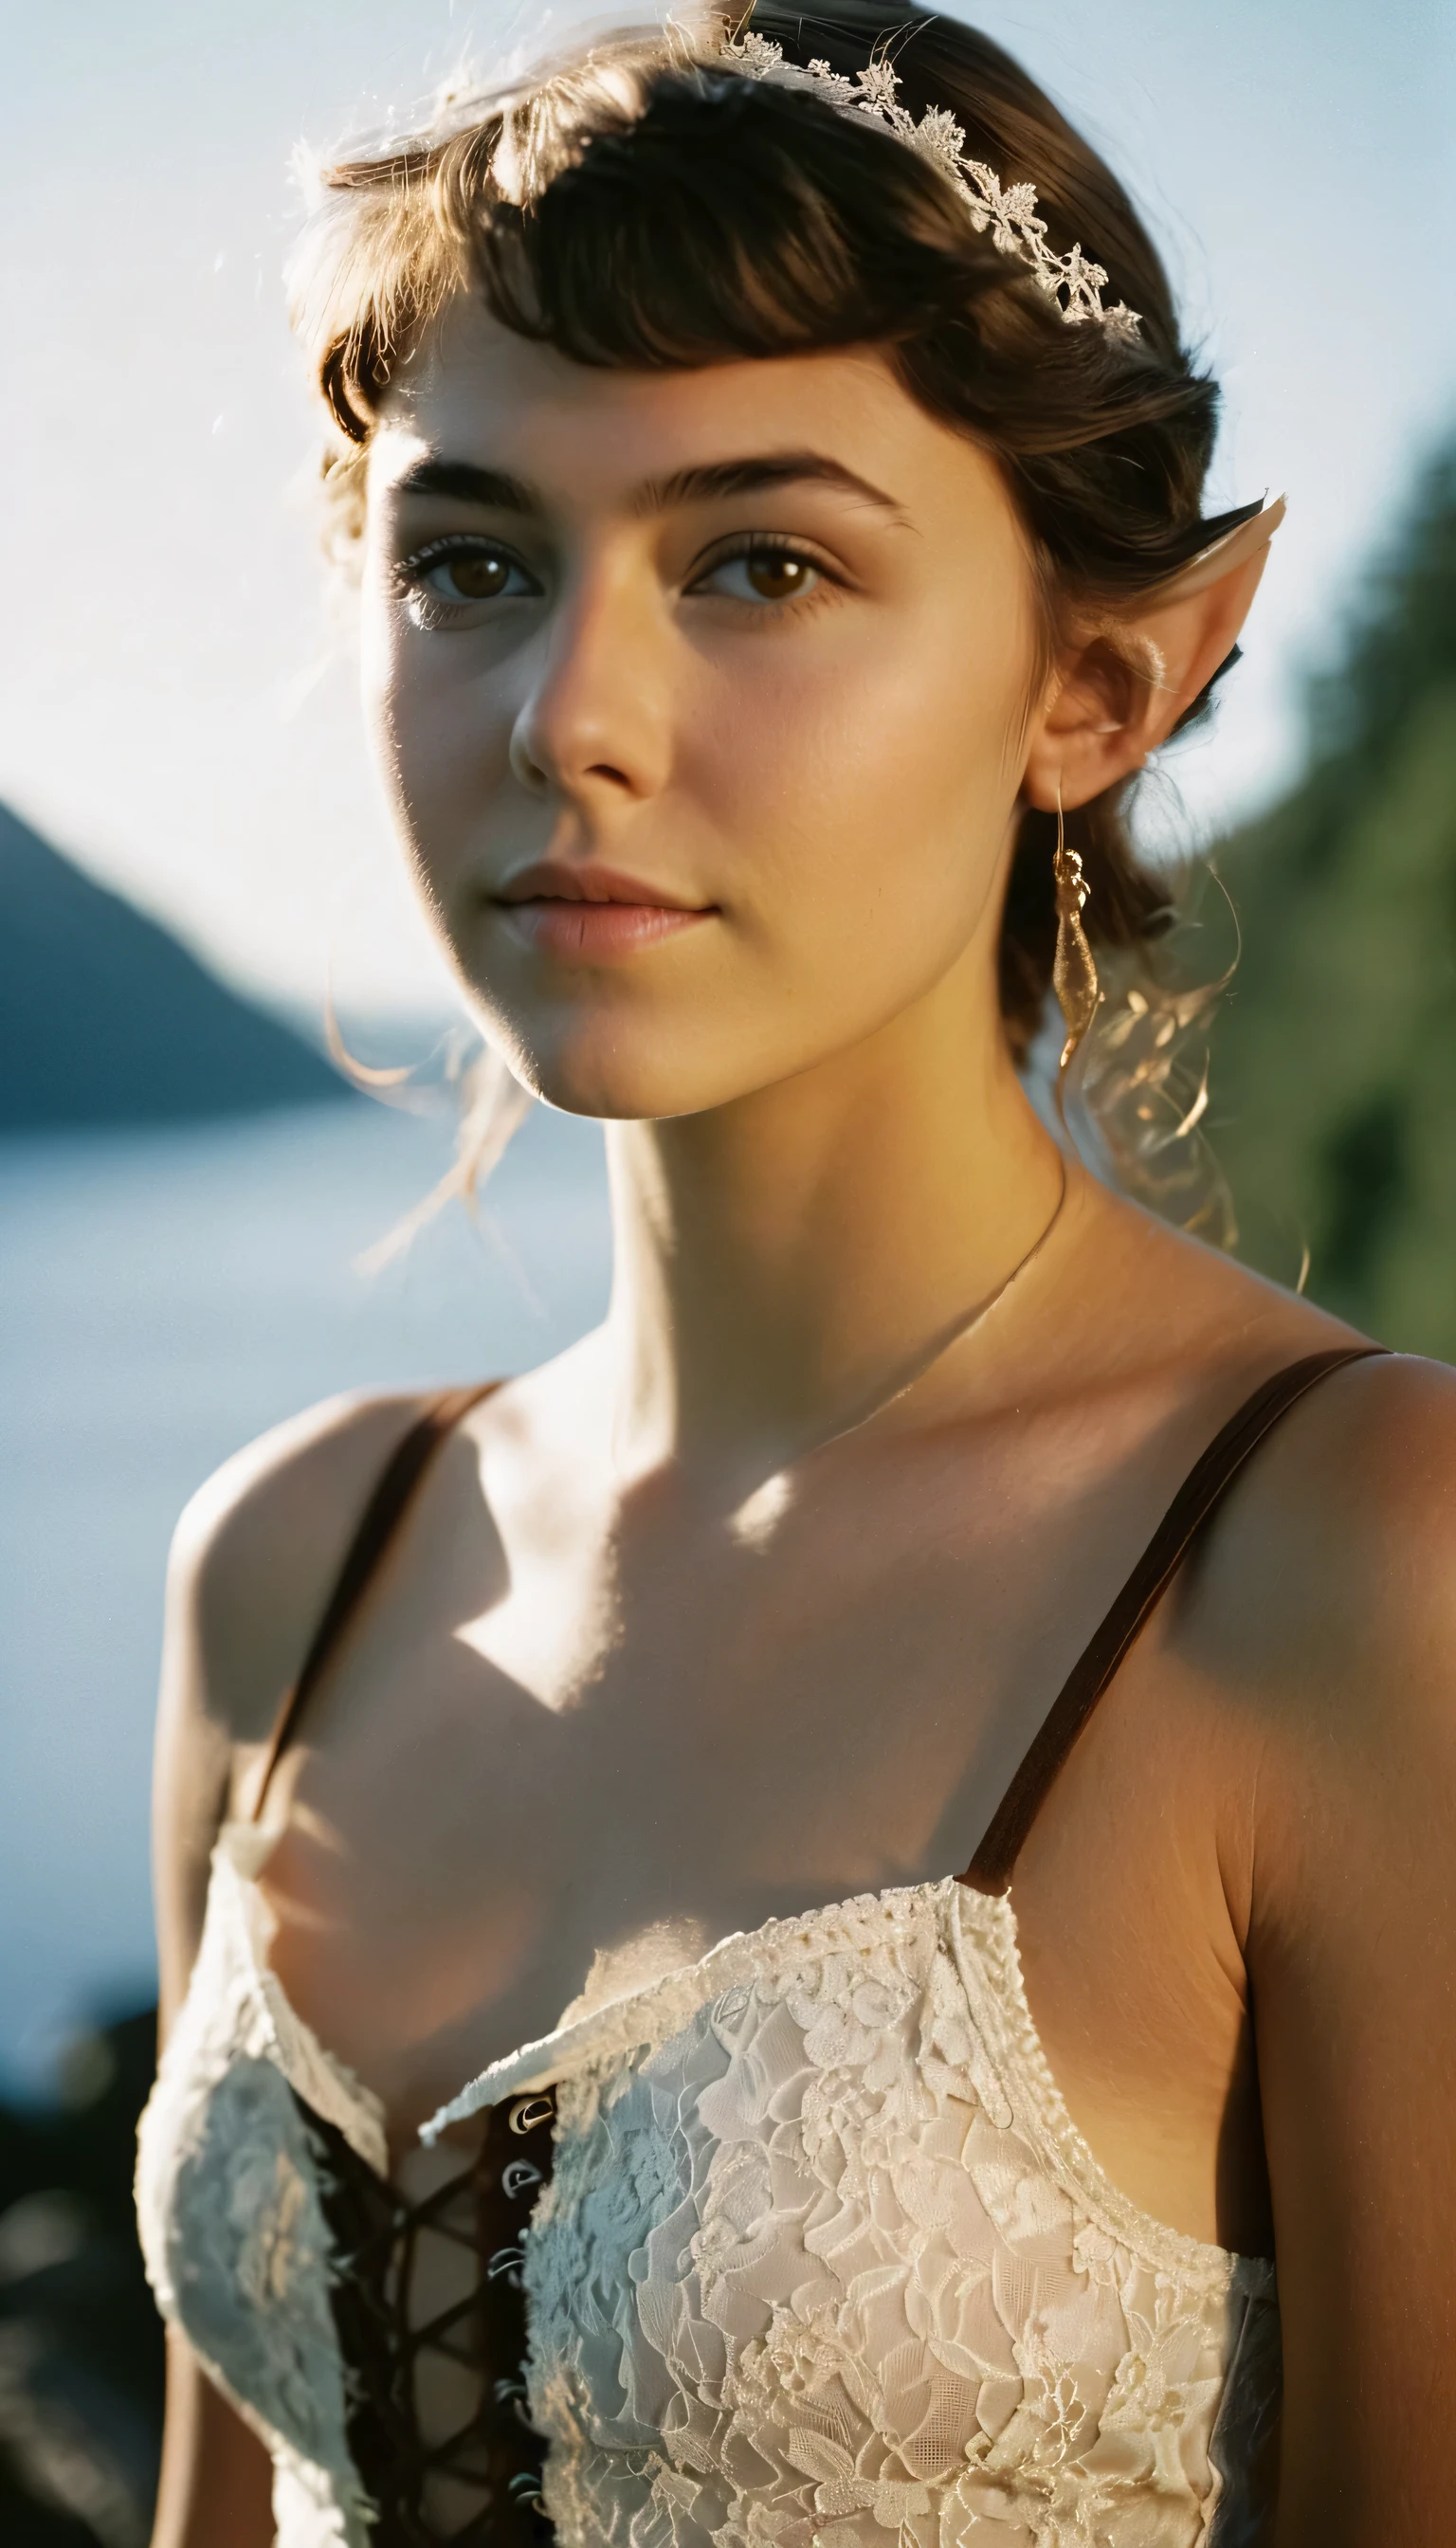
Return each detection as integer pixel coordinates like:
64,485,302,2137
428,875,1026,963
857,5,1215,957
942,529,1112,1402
0,807,354,1131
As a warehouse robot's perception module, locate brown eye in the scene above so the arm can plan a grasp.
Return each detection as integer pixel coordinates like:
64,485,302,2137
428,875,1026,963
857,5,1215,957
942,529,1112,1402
436,552,511,600
744,550,813,601
403,540,540,618
696,545,826,607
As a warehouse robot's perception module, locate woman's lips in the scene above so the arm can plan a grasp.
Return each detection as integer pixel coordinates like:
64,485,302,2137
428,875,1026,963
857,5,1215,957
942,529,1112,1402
495,899,712,961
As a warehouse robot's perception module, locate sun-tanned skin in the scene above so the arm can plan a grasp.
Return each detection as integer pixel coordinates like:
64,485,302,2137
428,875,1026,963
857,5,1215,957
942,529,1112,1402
151,309,1456,2547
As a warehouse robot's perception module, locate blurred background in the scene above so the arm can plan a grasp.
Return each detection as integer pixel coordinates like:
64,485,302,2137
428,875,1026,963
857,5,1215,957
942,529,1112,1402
1,0,1454,2534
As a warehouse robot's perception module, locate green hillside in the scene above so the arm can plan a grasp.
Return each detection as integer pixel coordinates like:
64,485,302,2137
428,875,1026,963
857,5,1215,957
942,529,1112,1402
1211,439,1456,1357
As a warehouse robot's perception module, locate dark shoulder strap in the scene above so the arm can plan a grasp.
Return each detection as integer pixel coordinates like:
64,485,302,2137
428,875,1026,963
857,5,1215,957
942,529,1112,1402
962,1344,1389,1896
249,1381,500,1824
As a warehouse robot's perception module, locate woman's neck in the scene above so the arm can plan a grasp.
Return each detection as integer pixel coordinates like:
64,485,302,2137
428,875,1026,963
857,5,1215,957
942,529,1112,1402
602,965,1066,1484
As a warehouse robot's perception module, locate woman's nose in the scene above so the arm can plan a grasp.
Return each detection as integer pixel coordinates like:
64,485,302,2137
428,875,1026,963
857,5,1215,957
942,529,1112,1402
509,568,671,809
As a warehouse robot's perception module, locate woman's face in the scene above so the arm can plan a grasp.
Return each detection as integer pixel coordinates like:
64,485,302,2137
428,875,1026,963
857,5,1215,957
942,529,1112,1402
362,298,1043,1119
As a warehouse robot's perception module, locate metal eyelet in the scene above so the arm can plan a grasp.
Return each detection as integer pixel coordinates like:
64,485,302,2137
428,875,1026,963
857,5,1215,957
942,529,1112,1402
509,2094,555,2136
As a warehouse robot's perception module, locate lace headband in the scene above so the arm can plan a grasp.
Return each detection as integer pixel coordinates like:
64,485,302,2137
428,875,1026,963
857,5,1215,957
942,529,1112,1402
716,31,1142,342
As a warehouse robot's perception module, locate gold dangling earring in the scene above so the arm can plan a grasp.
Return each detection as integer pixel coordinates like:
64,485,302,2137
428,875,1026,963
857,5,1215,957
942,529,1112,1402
1052,778,1100,1072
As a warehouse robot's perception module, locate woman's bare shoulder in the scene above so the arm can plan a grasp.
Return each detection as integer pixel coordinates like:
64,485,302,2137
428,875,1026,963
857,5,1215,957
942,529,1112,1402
1079,1192,1456,1790
152,1387,447,2013
1085,1181,1368,1373
163,1388,441,1756
1186,1350,1456,2499
158,1338,600,1799
1176,1345,1456,1774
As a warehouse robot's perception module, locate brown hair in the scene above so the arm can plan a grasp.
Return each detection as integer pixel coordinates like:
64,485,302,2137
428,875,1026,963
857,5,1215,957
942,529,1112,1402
293,6,1241,1114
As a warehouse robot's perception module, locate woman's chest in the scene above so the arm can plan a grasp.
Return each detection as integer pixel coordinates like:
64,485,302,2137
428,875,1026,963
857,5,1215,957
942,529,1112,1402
141,1868,1276,2548
253,1499,1083,2097
252,1502,1259,2248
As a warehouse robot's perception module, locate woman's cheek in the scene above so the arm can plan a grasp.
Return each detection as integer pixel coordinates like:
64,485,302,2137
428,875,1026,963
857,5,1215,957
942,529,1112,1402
370,640,501,877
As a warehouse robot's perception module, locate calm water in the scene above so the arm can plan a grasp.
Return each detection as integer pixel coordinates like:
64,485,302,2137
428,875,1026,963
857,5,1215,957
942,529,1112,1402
0,1100,610,2094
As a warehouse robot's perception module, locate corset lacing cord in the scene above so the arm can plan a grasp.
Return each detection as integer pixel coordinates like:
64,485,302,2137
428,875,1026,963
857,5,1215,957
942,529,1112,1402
298,2086,557,2546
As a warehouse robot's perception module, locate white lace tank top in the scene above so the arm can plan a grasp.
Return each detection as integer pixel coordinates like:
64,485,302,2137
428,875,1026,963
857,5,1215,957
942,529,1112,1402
136,1351,1378,2547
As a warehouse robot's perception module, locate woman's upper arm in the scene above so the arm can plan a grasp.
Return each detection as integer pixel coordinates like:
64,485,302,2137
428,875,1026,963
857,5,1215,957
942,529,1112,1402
148,1387,427,2546
1239,1356,1456,2544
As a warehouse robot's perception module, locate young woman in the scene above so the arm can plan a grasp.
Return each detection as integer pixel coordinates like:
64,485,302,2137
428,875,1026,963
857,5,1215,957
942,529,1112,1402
136,10,1456,2544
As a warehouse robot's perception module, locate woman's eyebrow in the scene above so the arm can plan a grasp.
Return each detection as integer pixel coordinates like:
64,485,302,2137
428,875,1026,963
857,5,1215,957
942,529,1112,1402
634,454,905,519
388,451,905,520
391,458,537,511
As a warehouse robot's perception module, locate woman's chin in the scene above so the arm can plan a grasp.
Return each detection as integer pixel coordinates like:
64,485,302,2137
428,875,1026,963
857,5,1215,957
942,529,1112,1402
502,1029,764,1126
494,1044,681,1124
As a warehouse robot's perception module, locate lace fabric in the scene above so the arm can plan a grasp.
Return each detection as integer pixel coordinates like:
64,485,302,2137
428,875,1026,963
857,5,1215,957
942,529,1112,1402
134,1839,555,2548
470,1881,1276,2548
136,1837,381,2544
137,1858,1277,2547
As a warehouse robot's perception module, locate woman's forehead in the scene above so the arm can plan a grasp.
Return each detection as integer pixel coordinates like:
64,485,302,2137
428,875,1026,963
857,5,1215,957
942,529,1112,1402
370,297,1008,527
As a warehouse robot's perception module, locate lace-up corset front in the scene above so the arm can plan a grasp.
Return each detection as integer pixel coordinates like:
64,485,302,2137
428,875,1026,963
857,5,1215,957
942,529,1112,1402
136,1352,1382,2547
136,1848,1278,2547
136,1836,556,2548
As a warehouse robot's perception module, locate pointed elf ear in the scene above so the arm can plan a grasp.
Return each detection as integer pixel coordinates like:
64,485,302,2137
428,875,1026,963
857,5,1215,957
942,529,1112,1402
1023,497,1285,814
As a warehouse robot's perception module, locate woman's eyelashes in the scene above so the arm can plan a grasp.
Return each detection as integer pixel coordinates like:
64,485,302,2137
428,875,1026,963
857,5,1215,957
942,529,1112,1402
391,529,841,629
686,536,837,610
394,535,542,626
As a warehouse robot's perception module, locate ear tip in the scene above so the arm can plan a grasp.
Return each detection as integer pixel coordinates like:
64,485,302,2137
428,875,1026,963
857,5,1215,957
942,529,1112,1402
1140,495,1287,609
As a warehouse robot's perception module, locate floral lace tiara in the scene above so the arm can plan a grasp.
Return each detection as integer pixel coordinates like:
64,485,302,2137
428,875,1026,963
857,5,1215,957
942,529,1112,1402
715,28,1142,342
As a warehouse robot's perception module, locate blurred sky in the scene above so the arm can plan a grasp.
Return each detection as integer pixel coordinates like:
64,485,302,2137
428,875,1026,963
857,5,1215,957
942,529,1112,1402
3,0,1454,1017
